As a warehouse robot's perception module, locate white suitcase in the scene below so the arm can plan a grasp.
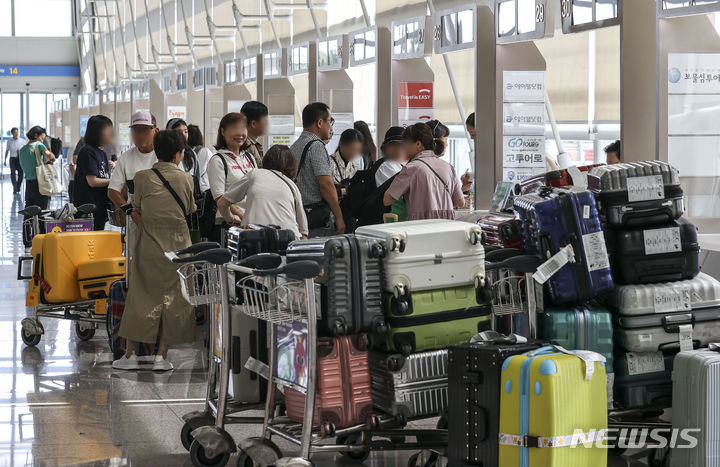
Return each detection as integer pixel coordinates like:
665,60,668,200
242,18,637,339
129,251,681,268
355,220,485,299
671,347,720,467
611,273,720,352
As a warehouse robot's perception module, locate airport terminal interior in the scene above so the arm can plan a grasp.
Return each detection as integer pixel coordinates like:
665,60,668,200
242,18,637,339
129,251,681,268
3,0,720,466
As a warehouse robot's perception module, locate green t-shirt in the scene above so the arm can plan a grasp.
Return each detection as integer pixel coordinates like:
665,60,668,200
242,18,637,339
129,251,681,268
390,197,408,222
18,142,48,181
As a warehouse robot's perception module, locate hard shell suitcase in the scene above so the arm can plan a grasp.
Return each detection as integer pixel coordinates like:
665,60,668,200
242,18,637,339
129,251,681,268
477,213,524,249
513,187,614,304
369,350,448,421
229,308,267,403
498,347,608,467
285,235,387,336
284,335,373,429
30,231,123,304
106,280,156,360
514,164,604,196
613,350,674,409
355,220,485,301
77,257,126,299
671,347,720,467
381,285,491,355
225,225,296,260
611,273,720,352
608,218,700,284
447,340,542,467
588,161,684,228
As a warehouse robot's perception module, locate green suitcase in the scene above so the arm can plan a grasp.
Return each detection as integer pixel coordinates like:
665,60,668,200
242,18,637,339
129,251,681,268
380,285,491,356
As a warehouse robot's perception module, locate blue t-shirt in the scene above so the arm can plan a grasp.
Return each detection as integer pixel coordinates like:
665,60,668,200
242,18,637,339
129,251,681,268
73,144,110,209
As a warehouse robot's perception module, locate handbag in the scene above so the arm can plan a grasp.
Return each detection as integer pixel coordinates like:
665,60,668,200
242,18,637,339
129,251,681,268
296,139,332,229
33,144,62,196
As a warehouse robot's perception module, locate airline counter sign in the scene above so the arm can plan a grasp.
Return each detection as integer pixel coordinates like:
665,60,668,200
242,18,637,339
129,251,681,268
398,82,433,126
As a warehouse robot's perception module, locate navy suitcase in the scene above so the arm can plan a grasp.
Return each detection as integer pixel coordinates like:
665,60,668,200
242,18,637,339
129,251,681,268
513,186,614,304
106,280,156,360
607,218,700,284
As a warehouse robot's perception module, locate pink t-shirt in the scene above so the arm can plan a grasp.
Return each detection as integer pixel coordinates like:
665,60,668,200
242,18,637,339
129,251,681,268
386,150,464,220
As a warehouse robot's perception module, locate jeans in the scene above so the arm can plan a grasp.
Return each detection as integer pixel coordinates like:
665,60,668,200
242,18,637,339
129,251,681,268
23,179,50,247
9,158,23,193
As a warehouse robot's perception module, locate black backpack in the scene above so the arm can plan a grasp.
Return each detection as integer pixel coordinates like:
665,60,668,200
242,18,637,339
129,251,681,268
347,158,388,217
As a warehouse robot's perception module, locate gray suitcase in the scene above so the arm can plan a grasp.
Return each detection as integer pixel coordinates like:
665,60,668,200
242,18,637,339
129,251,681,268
613,350,674,409
611,273,720,352
588,161,684,228
369,350,448,421
229,308,267,404
671,347,720,467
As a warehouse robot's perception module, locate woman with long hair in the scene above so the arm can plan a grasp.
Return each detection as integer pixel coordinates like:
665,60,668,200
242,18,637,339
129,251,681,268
353,120,376,169
73,115,114,230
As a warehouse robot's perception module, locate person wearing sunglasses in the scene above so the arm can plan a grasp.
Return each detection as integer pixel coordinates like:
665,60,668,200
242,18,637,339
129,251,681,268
290,102,344,237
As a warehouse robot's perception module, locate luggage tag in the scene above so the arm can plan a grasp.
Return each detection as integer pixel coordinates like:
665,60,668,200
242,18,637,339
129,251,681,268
470,330,528,345
627,174,664,202
679,324,694,352
533,245,574,285
566,166,588,189
527,344,605,380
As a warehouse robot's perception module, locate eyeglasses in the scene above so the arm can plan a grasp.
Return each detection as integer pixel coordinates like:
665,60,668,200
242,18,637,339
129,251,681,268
328,117,335,127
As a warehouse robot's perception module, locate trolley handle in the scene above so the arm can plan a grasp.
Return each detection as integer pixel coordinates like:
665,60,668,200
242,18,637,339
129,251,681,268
485,247,524,263
250,260,322,280
485,254,541,274
171,248,232,265
75,203,97,216
236,253,283,270
18,206,52,218
174,242,221,256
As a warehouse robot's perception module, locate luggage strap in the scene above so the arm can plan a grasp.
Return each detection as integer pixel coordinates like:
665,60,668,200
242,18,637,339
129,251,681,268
498,430,605,448
526,344,606,381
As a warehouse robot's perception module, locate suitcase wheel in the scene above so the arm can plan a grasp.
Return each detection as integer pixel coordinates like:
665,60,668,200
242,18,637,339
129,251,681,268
386,354,405,372
336,435,369,462
321,421,336,437
331,320,346,336
389,237,406,253
20,327,41,347
370,242,385,259
469,229,482,246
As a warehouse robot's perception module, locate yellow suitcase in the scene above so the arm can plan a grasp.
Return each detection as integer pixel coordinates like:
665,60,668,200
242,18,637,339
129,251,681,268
77,257,126,300
498,346,608,467
32,231,123,304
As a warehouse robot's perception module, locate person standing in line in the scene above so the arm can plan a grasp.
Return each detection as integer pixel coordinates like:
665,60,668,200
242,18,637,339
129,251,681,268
330,128,363,189
113,130,196,371
187,124,212,192
353,120,377,170
206,112,256,241
18,126,56,246
465,112,475,140
108,111,158,250
73,116,114,230
4,127,26,194
290,102,344,237
166,118,201,197
605,140,622,164
384,123,464,221
241,101,269,167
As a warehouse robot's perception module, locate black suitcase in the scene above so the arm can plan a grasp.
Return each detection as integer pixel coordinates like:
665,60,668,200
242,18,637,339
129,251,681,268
608,218,700,284
613,350,675,409
286,235,387,336
225,225,296,260
447,339,541,467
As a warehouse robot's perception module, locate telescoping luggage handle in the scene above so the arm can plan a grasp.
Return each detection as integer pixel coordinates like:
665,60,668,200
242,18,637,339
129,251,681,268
526,344,606,381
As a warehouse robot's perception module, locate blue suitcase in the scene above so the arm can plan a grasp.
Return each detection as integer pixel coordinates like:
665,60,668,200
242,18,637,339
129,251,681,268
106,279,157,359
514,186,614,304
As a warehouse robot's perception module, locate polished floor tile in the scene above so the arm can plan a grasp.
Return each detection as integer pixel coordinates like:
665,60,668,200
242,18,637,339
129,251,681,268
0,178,655,466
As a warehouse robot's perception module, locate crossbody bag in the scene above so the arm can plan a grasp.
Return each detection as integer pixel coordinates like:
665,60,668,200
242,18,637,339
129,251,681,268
295,139,332,229
151,168,194,231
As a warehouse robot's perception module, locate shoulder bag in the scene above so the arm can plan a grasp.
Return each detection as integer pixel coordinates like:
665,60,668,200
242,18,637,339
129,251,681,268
34,143,62,196
295,139,331,229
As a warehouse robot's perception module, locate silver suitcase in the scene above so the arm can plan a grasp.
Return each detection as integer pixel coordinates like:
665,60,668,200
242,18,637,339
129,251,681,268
671,348,720,467
229,308,267,403
369,350,448,421
612,273,720,352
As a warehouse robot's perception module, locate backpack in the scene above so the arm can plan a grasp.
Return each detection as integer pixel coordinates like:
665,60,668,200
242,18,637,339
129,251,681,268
347,158,388,217
198,154,228,239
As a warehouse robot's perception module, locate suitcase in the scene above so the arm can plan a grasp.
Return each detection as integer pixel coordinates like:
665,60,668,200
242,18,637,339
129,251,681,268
612,273,720,352
77,257,126,299
283,335,373,429
613,350,674,409
229,308,267,404
588,161,684,228
671,347,720,467
285,235,387,336
225,225,296,260
381,285,492,355
608,218,700,284
106,280,156,360
477,213,524,249
369,350,448,421
355,220,485,302
514,164,604,196
498,347,608,467
447,340,542,467
513,187,614,304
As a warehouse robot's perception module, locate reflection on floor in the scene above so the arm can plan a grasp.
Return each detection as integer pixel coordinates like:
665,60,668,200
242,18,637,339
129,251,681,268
0,179,650,467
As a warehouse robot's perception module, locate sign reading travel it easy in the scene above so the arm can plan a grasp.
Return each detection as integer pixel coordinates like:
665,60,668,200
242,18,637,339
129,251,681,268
0,65,81,77
398,82,434,127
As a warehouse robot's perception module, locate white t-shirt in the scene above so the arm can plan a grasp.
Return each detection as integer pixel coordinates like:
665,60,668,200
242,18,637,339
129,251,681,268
108,146,158,201
6,138,26,159
223,169,308,238
207,149,256,217
375,159,405,186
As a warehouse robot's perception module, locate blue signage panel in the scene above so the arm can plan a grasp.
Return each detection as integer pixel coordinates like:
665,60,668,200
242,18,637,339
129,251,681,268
0,65,81,77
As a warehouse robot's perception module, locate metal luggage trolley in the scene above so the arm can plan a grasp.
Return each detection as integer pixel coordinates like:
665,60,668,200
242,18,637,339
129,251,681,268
17,204,108,346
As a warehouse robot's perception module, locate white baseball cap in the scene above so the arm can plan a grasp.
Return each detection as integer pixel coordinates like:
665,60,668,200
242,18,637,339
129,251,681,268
130,110,157,128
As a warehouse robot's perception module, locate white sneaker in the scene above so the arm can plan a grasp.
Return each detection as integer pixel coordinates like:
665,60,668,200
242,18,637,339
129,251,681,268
152,355,174,371
112,352,140,370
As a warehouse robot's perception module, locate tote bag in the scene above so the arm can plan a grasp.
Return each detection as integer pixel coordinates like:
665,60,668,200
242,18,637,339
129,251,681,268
34,144,62,196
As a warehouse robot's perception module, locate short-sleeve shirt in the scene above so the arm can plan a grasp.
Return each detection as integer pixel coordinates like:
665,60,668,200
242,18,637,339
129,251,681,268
6,138,26,159
290,131,332,205
73,144,111,209
108,146,157,201
207,149,256,216
386,151,464,221
223,168,308,239
329,150,359,185
18,142,49,180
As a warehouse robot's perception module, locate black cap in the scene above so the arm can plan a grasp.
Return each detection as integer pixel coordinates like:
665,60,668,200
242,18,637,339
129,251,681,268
382,126,405,147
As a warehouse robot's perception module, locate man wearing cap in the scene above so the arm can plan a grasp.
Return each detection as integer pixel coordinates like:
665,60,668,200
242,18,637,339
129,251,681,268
109,111,158,252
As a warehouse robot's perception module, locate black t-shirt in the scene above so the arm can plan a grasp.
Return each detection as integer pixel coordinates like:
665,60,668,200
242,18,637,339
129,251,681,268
73,144,110,209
